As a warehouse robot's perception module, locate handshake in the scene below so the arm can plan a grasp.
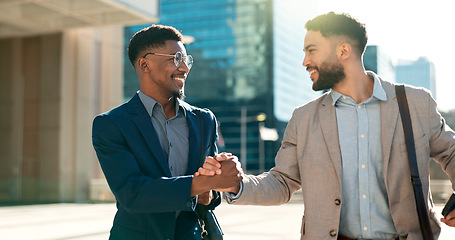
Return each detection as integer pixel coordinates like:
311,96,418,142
191,153,244,200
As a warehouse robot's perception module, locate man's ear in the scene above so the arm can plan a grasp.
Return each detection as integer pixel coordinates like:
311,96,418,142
337,43,352,60
138,58,150,72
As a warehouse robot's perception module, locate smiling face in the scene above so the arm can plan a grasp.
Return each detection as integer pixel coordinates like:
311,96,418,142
139,40,190,100
302,30,345,91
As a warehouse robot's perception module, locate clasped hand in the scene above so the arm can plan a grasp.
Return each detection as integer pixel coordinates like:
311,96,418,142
195,152,243,194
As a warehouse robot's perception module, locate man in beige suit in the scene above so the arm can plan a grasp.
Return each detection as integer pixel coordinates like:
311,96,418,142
198,12,455,239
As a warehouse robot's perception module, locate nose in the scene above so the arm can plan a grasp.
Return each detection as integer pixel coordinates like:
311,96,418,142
302,54,310,68
178,61,190,73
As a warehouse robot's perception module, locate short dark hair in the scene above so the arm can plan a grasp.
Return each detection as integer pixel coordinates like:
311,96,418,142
305,12,368,54
127,25,183,67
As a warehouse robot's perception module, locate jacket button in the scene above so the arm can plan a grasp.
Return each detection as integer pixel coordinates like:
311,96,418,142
334,199,341,205
329,230,337,237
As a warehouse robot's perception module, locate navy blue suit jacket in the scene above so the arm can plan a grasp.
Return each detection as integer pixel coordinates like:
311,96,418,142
92,93,219,240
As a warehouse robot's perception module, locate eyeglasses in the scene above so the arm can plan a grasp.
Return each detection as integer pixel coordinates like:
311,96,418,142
142,51,193,70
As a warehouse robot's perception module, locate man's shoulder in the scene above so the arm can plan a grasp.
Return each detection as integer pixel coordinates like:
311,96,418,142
380,79,435,113
381,78,432,98
93,95,140,124
180,101,216,119
402,84,432,98
96,101,130,119
293,92,330,114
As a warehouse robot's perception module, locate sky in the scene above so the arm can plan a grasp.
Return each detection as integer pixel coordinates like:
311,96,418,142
312,0,455,111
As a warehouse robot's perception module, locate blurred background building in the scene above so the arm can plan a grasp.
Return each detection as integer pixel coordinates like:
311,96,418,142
0,0,159,203
363,45,396,83
396,57,437,99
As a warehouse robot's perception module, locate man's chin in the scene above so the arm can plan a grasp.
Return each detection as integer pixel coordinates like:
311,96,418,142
174,90,185,100
312,82,328,91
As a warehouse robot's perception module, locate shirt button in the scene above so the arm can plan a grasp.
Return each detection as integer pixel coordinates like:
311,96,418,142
186,202,192,207
361,164,366,169
362,194,367,199
360,134,365,139
334,199,341,205
363,226,368,231
329,230,337,237
342,96,346,100
357,105,362,109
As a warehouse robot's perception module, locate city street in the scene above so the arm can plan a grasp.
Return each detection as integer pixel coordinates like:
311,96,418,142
1,202,454,240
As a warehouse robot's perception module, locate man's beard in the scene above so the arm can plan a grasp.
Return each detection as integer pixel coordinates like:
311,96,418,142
312,59,345,91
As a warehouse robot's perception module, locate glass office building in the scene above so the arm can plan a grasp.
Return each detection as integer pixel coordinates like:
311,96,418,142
363,45,396,83
123,0,319,172
396,57,436,99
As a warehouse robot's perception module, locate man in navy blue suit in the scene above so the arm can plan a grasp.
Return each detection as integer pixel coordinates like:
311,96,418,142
92,25,242,240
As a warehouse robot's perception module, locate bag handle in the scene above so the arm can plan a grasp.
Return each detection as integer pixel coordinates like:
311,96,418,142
395,85,434,240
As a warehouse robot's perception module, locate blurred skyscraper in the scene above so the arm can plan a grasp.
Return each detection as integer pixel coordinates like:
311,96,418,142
123,0,319,172
396,57,436,99
363,45,396,83
0,0,159,203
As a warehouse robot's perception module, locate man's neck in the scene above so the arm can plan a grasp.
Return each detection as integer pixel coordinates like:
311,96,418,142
332,70,374,104
161,97,177,119
141,90,177,119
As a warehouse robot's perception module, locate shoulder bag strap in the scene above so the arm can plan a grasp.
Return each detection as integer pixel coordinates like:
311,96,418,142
395,85,434,240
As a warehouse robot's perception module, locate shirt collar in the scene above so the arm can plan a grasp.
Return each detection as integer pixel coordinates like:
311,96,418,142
138,90,186,117
330,71,387,105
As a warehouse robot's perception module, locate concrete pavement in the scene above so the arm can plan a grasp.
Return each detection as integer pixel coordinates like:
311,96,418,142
1,202,454,240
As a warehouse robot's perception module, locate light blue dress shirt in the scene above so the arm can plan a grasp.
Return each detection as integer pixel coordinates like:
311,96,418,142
331,72,398,239
138,91,189,177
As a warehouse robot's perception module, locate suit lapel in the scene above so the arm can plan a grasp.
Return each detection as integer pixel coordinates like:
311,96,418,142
319,93,343,183
127,94,172,177
185,109,202,175
380,81,400,177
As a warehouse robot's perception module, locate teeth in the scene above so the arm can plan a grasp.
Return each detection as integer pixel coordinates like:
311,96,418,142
309,70,316,75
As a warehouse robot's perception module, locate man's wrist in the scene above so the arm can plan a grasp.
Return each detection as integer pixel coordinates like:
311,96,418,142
224,182,243,200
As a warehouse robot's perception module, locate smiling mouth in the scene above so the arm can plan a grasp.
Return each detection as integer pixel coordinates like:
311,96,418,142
172,75,186,83
307,68,318,80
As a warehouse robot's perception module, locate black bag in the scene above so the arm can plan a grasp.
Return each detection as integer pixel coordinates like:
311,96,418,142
194,109,223,240
196,203,223,240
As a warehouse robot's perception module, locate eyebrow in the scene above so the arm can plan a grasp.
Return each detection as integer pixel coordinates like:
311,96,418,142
304,44,316,51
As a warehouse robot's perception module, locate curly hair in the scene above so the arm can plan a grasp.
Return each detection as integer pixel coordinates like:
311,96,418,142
305,12,368,54
127,25,183,67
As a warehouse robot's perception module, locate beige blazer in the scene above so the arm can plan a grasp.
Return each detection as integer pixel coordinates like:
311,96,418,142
230,79,455,239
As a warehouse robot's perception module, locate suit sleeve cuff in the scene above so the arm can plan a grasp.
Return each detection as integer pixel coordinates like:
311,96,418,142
224,182,243,202
191,196,198,210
